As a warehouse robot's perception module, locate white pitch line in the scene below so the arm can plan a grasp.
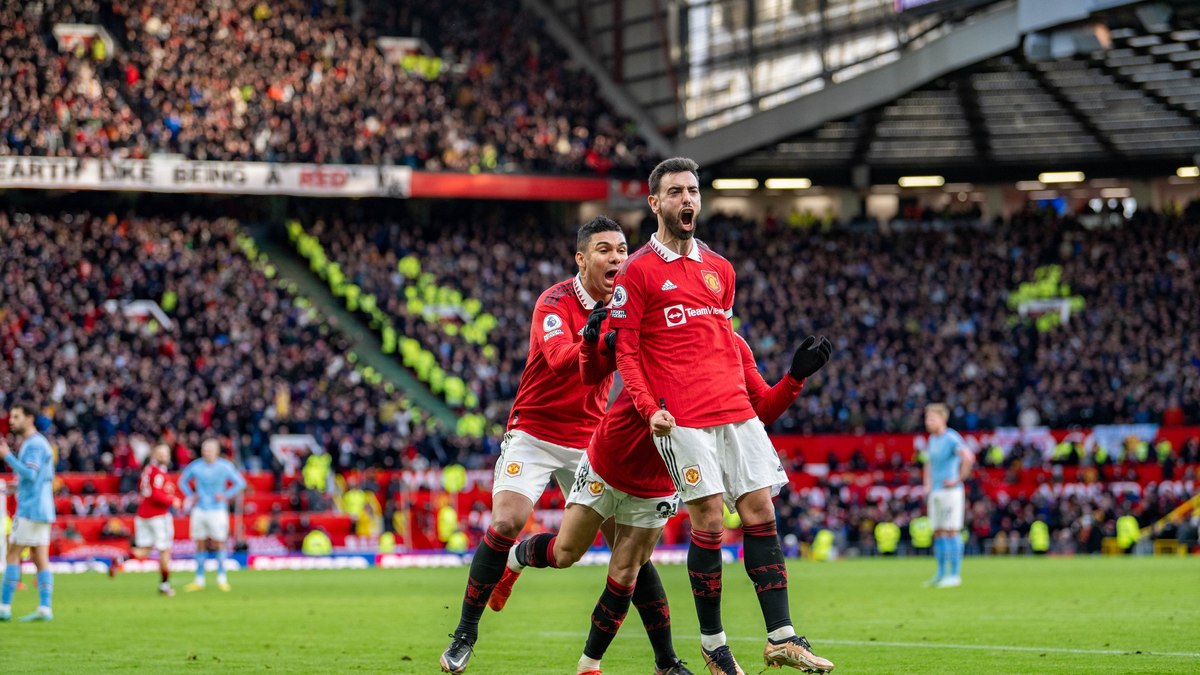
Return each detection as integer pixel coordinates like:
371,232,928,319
538,632,1200,659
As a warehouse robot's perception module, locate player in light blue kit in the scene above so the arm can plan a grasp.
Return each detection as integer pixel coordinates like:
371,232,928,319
179,439,246,592
0,402,56,622
922,403,975,588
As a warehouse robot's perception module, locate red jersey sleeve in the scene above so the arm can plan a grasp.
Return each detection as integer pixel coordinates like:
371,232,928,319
608,260,645,329
142,467,175,507
531,298,583,374
579,334,617,385
736,334,804,426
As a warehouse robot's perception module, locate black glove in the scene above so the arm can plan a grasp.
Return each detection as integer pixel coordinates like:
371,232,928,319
604,330,617,352
582,303,608,343
789,335,832,380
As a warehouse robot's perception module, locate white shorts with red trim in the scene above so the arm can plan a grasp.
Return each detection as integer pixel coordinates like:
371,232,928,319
491,429,582,503
566,455,679,529
654,417,787,509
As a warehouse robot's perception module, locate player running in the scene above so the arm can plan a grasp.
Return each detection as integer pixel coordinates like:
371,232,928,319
922,403,975,588
497,331,829,675
609,157,835,674
0,402,56,622
442,216,679,674
179,439,246,592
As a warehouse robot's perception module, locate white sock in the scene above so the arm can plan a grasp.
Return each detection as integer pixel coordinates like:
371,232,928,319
217,574,228,584
37,605,51,614
507,544,525,572
0,604,10,613
768,626,797,643
700,631,727,651
577,654,601,672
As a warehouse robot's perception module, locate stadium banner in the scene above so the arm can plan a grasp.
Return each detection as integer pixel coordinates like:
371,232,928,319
0,156,640,202
0,156,412,198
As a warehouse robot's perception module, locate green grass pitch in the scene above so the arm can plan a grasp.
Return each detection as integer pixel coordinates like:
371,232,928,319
1,556,1195,673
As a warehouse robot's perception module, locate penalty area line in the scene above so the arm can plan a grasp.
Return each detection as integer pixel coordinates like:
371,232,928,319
538,632,1200,658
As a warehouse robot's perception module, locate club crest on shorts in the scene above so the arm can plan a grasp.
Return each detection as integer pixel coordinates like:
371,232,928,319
588,481,604,496
701,270,721,295
504,461,523,477
682,464,702,487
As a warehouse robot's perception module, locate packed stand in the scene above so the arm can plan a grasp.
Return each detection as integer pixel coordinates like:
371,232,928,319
304,205,577,431
0,209,479,479
0,0,654,175
708,207,1200,433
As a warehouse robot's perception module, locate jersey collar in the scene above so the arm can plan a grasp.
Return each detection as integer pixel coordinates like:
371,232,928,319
649,233,703,262
573,274,599,310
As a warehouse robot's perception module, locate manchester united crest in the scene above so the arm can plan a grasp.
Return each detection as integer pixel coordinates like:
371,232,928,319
683,464,702,487
588,481,604,496
505,462,523,477
701,270,721,295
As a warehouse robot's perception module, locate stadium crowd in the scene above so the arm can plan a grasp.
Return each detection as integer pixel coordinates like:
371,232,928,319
296,204,1200,436
305,203,575,431
0,0,654,175
0,209,482,480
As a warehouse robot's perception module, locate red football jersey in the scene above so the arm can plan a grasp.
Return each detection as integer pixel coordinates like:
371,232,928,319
136,462,176,518
590,333,805,498
608,235,755,427
507,275,616,448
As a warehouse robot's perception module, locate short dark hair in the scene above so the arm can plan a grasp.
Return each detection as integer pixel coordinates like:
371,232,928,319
576,215,623,253
648,157,700,196
10,401,38,418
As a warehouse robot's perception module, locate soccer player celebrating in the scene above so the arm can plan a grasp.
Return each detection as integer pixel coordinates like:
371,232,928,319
131,443,181,595
502,332,829,675
922,403,975,588
441,216,653,674
608,157,835,674
179,438,246,592
0,402,56,622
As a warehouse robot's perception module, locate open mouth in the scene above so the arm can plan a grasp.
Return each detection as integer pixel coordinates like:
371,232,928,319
604,269,618,282
680,209,695,227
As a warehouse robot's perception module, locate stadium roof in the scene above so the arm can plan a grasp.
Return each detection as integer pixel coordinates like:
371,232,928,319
540,0,1200,184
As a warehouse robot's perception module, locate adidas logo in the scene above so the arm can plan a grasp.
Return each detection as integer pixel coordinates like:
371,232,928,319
661,280,678,291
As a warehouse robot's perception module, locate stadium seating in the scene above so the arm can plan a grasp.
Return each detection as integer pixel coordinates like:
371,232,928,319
0,209,449,472
287,205,578,434
280,204,1200,436
1,0,654,175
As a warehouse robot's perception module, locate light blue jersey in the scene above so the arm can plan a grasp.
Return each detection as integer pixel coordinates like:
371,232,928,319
4,432,56,523
927,428,967,490
179,458,246,512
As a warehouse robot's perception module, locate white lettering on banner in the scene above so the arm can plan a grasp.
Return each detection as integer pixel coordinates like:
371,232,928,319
0,156,412,198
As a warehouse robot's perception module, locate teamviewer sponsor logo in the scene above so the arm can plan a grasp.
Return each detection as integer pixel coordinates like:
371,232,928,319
664,304,687,327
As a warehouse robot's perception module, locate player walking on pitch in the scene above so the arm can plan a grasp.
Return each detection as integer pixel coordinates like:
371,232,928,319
922,403,975,588
128,443,182,595
179,439,246,592
608,157,835,674
0,402,57,622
